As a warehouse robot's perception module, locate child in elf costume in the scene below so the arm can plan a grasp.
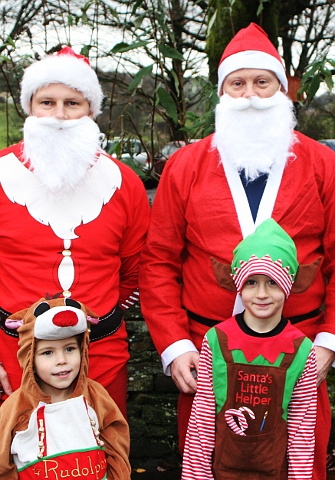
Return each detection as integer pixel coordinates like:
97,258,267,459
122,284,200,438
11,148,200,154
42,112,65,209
0,298,131,480
182,219,318,480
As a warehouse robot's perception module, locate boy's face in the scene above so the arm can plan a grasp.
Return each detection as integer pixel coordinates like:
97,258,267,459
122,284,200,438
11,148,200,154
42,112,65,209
241,274,286,332
34,335,81,402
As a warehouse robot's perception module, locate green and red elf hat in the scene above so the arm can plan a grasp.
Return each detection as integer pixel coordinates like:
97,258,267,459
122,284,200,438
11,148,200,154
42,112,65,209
211,219,321,295
231,218,298,298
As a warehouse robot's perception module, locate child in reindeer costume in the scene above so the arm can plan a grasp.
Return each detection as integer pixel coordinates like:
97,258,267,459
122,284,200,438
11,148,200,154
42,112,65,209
182,219,318,480
0,298,131,480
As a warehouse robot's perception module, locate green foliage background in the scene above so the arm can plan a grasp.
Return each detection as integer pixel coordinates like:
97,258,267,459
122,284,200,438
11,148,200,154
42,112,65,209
0,101,23,149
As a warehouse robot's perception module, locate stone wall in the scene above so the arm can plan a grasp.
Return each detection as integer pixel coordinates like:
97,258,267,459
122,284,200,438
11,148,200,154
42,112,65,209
125,304,181,471
328,369,335,449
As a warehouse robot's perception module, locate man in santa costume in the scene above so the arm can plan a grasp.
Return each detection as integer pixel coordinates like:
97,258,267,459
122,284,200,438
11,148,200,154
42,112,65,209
139,23,335,479
0,46,150,419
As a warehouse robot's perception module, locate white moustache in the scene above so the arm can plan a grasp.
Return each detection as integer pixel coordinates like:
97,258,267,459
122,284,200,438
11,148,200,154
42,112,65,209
219,91,284,111
27,115,96,131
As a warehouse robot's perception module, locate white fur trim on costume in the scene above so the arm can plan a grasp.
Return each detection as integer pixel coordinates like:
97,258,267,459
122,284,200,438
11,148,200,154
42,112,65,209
215,140,287,315
0,152,121,240
20,54,103,118
161,339,198,375
218,50,288,95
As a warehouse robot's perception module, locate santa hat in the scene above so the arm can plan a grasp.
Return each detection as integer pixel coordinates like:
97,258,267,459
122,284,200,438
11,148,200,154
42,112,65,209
217,23,288,95
231,219,298,298
20,46,103,118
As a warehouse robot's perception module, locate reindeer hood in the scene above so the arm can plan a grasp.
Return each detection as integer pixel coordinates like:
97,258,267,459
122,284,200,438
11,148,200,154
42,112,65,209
6,297,99,401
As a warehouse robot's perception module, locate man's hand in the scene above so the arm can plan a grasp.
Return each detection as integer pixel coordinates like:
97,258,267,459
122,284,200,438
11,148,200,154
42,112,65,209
0,363,13,398
170,351,199,394
314,345,335,387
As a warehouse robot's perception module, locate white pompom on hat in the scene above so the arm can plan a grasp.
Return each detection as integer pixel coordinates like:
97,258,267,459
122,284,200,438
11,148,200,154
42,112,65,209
218,23,288,95
20,46,103,118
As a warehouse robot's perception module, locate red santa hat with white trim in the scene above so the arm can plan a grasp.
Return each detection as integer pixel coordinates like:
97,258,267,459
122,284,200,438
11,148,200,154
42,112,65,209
217,23,288,95
20,46,103,119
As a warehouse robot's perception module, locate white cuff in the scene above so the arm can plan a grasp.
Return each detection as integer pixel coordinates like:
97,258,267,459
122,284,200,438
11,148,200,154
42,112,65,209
313,332,335,367
161,339,198,375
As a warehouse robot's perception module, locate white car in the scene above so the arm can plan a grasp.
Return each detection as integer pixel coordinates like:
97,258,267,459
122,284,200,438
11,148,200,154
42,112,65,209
318,139,335,151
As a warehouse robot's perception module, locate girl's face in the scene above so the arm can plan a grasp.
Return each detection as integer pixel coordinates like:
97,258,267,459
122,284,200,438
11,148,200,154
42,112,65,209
34,335,81,402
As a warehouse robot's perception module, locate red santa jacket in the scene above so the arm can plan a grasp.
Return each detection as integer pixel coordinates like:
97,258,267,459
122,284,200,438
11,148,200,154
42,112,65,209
0,141,150,390
140,132,335,355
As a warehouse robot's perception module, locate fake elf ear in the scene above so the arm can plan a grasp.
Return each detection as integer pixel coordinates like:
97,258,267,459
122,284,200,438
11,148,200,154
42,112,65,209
212,219,323,298
210,257,237,292
290,257,323,294
210,256,322,294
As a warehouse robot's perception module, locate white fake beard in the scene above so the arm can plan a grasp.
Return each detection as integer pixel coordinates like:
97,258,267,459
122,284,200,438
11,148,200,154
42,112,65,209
213,91,297,181
23,116,103,195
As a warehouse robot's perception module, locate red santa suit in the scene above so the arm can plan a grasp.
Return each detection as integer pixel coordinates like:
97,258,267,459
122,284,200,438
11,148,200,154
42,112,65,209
139,131,335,479
0,141,150,414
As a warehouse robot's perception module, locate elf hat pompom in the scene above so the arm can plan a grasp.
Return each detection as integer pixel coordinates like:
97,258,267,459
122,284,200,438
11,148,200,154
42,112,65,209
217,23,288,95
231,219,298,298
20,46,103,119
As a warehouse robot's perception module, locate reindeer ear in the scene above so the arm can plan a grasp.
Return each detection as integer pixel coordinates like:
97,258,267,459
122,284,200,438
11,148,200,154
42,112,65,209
75,301,99,321
291,257,322,294
5,319,24,329
87,316,100,325
210,257,237,292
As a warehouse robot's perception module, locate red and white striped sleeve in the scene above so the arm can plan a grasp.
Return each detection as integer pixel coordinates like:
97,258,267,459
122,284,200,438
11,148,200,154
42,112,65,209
287,346,317,479
182,336,216,480
119,253,141,310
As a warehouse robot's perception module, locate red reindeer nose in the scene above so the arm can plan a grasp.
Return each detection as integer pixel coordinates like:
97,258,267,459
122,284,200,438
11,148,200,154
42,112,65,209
52,310,78,327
